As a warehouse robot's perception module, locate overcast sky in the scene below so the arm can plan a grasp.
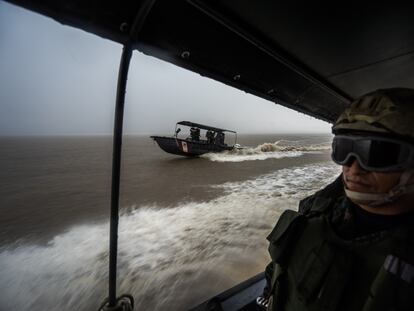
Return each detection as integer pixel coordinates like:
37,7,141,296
0,2,332,135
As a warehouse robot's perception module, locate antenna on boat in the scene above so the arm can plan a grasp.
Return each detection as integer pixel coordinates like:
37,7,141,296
99,1,157,310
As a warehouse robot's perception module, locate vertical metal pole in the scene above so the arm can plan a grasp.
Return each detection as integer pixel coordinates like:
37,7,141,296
108,44,133,307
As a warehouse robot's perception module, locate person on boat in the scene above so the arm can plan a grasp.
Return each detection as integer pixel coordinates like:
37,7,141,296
190,127,200,141
259,88,414,311
206,130,215,144
215,131,225,145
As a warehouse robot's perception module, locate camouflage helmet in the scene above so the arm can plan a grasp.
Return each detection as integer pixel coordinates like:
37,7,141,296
332,88,414,141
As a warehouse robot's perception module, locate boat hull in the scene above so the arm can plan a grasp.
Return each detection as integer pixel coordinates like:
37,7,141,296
151,136,233,157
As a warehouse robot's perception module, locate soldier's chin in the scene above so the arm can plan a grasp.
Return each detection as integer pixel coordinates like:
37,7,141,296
345,180,372,192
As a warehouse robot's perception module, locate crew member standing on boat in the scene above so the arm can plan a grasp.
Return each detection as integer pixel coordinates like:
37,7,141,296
190,127,200,141
206,130,214,144
259,88,414,311
216,132,225,145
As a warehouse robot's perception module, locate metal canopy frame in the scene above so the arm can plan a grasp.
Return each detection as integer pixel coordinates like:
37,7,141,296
177,121,237,133
105,1,157,309
186,0,352,105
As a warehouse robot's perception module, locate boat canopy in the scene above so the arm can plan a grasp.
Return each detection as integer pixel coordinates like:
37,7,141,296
177,121,236,133
6,0,414,123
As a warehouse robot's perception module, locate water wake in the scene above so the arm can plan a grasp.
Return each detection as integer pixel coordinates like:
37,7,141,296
0,162,340,311
203,140,331,162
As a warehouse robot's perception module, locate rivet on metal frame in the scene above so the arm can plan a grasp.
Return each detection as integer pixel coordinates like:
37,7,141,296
181,51,191,59
120,22,129,32
233,74,241,81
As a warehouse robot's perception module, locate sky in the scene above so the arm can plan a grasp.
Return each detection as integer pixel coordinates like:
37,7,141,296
0,1,332,135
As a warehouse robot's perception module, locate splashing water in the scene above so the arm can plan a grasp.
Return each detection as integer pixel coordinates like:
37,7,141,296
202,140,332,162
0,161,341,311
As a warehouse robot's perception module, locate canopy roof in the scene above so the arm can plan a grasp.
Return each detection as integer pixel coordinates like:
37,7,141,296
177,121,236,133
6,0,414,123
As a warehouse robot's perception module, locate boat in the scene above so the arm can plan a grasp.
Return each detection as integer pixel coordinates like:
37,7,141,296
151,121,237,157
4,1,414,310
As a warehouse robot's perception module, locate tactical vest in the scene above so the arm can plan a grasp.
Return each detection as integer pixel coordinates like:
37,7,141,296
266,198,414,311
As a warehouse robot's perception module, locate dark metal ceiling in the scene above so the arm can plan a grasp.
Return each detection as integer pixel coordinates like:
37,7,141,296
6,0,414,123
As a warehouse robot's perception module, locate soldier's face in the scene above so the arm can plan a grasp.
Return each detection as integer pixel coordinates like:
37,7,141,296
342,159,402,194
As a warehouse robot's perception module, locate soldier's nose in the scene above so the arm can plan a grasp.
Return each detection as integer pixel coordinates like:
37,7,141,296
345,157,366,174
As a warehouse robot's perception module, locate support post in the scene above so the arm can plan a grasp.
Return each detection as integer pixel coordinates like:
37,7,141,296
108,44,133,307
102,2,157,309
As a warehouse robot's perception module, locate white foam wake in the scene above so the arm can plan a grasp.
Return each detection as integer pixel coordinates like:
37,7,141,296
202,140,331,162
0,162,341,311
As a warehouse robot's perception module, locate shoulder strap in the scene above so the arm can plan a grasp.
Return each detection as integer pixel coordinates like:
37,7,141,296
298,174,344,216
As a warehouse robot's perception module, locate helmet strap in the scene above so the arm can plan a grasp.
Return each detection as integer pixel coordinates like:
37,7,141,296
344,170,414,207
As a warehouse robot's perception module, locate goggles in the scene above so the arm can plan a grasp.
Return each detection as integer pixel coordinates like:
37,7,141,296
331,135,414,172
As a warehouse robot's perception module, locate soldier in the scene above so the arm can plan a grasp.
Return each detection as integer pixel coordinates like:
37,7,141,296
206,130,215,144
214,131,225,145
190,127,200,141
259,88,414,311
